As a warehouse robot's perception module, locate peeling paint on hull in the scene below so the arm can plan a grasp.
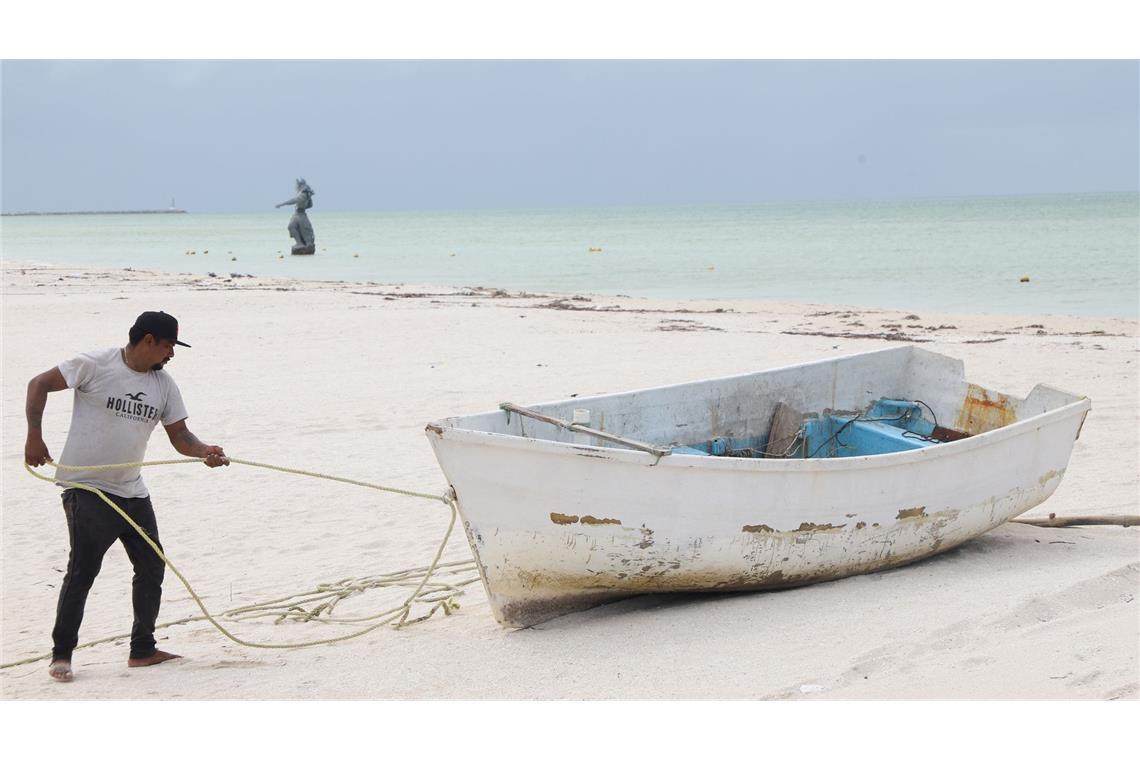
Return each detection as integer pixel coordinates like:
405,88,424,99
426,347,1090,628
470,478,1064,628
441,435,1078,629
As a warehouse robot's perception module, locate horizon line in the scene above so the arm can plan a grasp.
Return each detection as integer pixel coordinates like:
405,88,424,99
4,189,1137,217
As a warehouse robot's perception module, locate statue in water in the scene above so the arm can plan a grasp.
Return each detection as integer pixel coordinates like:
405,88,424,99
276,178,316,255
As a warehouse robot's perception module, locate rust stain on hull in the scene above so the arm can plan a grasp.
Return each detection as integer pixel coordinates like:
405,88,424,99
550,512,579,525
896,507,927,520
742,524,775,534
581,515,622,526
955,383,1017,435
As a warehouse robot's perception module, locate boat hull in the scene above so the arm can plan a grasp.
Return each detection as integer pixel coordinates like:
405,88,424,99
426,347,1090,627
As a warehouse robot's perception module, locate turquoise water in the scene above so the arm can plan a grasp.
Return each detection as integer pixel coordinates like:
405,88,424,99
3,193,1137,317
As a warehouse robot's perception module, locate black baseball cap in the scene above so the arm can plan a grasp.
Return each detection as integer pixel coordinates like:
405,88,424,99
133,311,191,347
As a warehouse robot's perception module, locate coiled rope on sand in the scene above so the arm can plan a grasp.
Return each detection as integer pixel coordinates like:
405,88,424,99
2,457,480,670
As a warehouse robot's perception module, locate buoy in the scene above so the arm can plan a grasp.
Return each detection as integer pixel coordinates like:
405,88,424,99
1020,275,1030,283
353,253,359,258
203,250,208,255
706,265,716,271
588,247,603,252
231,256,237,261
278,255,284,260
449,252,456,257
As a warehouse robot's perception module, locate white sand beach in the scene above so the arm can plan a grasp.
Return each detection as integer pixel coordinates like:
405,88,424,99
2,261,1137,700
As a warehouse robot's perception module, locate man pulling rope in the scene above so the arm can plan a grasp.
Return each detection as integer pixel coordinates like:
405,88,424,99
24,311,229,683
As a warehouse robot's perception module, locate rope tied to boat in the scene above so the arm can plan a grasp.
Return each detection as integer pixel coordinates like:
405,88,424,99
2,457,479,670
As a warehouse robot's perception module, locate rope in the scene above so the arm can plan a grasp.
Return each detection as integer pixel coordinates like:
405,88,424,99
2,456,476,670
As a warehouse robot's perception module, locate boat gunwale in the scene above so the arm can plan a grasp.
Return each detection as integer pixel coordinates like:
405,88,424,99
427,395,1090,473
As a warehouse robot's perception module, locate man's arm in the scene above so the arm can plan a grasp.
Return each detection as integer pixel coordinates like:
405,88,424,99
163,419,229,468
25,367,68,466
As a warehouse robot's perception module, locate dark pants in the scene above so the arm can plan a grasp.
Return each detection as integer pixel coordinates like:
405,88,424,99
51,488,165,661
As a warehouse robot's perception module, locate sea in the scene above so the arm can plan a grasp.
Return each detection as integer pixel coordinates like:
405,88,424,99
3,193,1137,318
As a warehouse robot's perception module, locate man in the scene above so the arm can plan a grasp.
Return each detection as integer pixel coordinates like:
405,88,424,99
24,311,229,683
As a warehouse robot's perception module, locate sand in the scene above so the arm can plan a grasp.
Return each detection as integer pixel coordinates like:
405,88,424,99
1,261,1137,700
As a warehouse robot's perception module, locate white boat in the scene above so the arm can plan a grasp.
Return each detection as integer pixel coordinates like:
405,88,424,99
425,346,1090,628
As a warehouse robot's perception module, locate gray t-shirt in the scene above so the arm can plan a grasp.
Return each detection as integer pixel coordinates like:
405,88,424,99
57,346,189,498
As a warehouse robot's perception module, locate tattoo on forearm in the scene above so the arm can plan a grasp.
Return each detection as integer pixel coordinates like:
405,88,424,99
178,429,204,454
26,396,45,431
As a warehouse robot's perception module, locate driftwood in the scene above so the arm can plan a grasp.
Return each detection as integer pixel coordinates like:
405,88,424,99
1011,513,1139,528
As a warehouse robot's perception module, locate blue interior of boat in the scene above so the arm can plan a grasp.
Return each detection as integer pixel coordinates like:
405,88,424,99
671,437,767,457
802,399,938,458
672,399,943,459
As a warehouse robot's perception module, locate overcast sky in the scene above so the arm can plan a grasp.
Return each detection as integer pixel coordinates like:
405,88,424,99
2,59,1137,213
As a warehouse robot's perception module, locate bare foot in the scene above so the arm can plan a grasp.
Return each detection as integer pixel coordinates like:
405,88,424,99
49,659,73,682
127,650,182,668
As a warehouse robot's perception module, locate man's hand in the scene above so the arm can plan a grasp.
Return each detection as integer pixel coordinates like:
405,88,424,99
165,420,229,467
25,435,52,467
202,445,230,468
